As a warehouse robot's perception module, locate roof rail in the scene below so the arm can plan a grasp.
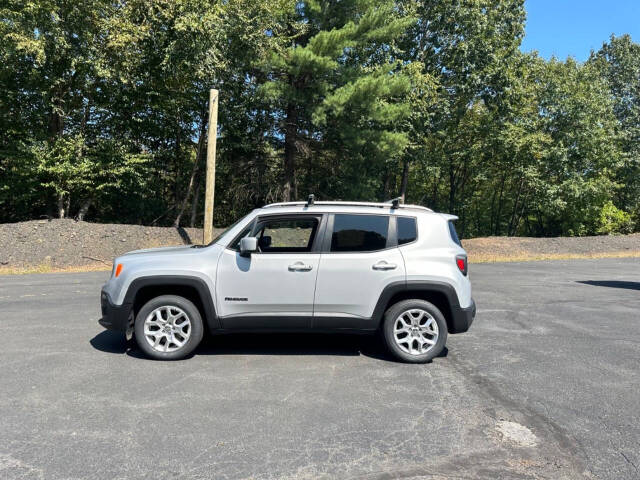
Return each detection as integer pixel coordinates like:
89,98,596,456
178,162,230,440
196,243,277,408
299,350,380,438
262,200,433,212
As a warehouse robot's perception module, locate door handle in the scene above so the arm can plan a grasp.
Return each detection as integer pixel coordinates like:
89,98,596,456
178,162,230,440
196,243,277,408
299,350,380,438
288,262,313,272
372,261,397,271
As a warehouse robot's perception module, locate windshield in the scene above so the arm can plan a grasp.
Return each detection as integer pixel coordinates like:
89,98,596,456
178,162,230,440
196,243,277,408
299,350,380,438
204,215,246,247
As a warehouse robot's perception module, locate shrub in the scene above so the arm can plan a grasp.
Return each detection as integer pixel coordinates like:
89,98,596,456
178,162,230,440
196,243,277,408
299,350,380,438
597,201,635,234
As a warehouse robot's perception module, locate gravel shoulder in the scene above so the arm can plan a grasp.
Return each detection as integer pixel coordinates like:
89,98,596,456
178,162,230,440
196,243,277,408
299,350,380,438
1,219,639,273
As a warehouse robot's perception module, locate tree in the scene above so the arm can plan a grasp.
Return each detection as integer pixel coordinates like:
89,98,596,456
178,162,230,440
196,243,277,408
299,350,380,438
0,0,119,216
259,0,417,201
400,0,526,221
591,35,640,223
0,1,637,237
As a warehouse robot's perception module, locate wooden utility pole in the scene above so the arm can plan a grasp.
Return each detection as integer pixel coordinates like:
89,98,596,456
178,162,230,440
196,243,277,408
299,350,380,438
203,89,219,244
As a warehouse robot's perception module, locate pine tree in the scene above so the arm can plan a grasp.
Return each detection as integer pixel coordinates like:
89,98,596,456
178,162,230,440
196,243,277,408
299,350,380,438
260,0,417,201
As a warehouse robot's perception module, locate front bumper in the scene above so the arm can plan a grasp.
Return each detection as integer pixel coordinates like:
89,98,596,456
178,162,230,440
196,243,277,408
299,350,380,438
449,298,476,334
99,289,133,335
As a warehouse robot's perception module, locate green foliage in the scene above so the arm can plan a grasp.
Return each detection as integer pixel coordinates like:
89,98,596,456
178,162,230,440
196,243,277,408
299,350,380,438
598,201,635,235
590,35,640,221
0,1,638,237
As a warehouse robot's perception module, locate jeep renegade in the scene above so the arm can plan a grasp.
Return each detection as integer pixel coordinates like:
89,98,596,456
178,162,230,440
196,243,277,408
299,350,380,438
99,198,475,363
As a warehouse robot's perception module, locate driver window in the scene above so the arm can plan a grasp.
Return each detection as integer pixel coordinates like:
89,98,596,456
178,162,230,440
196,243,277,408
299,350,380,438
255,218,318,253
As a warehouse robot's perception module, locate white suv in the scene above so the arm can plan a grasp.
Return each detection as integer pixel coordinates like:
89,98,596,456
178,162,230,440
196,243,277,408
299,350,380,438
99,198,475,363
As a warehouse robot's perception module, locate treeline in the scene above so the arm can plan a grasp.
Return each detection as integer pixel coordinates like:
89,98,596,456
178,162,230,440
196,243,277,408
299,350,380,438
1,1,639,237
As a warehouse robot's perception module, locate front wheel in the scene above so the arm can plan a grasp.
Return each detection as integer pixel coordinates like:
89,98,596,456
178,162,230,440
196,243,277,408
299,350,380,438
382,299,448,363
134,295,204,360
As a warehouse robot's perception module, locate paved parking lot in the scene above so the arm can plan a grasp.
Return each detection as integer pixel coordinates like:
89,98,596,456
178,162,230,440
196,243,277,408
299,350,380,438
1,258,639,479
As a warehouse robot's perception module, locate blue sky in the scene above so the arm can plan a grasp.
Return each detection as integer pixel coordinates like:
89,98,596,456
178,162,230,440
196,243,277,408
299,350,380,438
521,0,640,61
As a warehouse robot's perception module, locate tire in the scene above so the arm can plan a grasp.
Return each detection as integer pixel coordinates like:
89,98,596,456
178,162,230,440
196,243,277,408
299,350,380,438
382,299,448,363
134,295,204,360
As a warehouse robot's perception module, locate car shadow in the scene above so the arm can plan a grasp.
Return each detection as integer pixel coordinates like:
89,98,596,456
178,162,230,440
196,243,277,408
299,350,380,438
90,330,448,363
90,330,131,354
576,280,640,291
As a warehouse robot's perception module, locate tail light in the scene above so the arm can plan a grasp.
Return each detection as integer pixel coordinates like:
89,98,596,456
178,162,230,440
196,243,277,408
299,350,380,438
455,255,468,276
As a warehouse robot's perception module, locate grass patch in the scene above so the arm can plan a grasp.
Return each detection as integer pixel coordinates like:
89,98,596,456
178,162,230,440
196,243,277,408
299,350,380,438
0,262,111,275
470,250,640,263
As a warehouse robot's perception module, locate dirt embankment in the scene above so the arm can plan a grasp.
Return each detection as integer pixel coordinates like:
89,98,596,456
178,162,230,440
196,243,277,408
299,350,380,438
1,219,639,274
464,234,640,263
0,219,223,273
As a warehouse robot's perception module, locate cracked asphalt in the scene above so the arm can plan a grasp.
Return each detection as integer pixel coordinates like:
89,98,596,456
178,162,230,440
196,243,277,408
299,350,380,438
0,258,638,479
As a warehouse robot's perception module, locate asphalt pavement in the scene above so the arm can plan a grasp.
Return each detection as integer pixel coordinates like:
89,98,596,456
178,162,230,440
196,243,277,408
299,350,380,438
0,258,638,479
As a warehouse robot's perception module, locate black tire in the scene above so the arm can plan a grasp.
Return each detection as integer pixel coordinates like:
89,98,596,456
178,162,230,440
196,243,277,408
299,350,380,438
134,295,204,360
382,299,448,363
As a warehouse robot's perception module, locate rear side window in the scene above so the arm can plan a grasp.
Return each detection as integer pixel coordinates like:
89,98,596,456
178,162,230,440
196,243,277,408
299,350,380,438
331,214,389,252
448,221,462,246
397,217,417,245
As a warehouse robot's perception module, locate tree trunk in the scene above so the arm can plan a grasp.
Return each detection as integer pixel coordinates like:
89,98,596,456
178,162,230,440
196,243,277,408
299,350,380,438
57,193,65,218
190,180,201,228
489,180,498,234
48,88,65,140
173,113,207,227
174,127,182,213
77,199,92,221
448,158,456,212
50,93,66,218
494,176,506,236
382,168,394,200
431,170,439,210
514,193,528,235
283,99,297,202
399,158,409,203
508,176,525,235
48,111,64,140
174,164,198,228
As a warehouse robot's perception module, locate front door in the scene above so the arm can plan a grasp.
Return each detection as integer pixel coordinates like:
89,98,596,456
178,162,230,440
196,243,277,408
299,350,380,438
215,215,323,329
313,213,406,329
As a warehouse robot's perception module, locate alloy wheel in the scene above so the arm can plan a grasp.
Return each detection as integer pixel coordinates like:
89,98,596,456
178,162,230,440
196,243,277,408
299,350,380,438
393,308,439,355
143,305,192,353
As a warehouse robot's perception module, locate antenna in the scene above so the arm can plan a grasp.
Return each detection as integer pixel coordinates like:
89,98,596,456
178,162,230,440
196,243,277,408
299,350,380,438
306,194,315,206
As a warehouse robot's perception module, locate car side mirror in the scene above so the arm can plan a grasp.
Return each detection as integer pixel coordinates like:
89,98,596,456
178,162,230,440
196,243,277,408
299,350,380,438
239,237,258,257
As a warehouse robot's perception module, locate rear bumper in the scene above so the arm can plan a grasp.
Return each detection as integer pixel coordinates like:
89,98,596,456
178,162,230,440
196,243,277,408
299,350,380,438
99,289,132,334
449,298,476,334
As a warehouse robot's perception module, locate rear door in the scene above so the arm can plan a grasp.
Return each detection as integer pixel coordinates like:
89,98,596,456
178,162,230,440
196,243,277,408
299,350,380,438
312,213,406,329
215,214,324,329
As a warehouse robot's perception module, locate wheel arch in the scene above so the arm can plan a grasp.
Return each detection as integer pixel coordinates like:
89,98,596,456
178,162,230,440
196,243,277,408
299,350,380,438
372,281,461,333
124,276,220,331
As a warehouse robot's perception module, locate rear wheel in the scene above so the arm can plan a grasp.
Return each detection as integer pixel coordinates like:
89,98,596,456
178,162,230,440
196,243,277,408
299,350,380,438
382,299,447,363
134,295,204,360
